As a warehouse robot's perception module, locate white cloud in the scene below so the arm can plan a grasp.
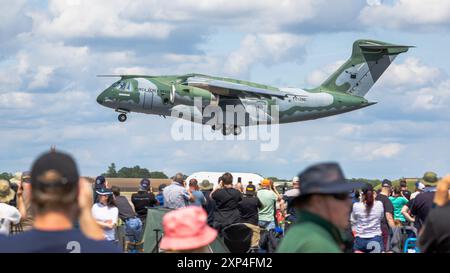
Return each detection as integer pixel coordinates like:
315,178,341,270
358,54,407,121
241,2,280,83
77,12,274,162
360,0,450,30
30,0,174,40
337,125,362,137
410,79,450,110
305,60,345,87
352,143,404,160
380,58,442,88
0,92,33,108
28,65,55,89
224,33,308,76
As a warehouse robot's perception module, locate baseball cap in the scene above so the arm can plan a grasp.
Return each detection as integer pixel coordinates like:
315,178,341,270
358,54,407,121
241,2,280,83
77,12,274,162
95,187,113,196
140,178,150,190
416,182,426,190
245,184,256,195
297,162,365,196
292,176,300,183
160,206,217,251
31,151,79,190
381,179,392,187
261,179,271,187
95,176,106,187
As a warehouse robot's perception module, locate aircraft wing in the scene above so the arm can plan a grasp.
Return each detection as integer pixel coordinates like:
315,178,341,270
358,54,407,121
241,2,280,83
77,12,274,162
184,76,287,98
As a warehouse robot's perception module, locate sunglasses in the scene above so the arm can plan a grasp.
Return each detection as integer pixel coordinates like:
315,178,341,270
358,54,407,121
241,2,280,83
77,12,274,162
331,193,352,201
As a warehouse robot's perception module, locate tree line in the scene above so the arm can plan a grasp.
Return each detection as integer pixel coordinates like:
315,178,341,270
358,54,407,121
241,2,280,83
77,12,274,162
102,163,169,179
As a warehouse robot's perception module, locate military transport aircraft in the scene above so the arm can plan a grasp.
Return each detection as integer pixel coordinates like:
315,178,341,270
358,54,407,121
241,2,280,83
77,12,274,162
97,39,412,135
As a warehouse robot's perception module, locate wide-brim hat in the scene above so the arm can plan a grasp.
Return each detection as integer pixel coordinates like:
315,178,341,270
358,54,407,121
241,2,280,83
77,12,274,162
296,162,365,197
9,172,22,184
160,207,218,251
199,179,213,191
0,180,15,203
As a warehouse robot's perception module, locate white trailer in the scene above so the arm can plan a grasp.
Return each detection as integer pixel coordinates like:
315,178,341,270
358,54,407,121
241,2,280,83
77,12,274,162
185,171,264,190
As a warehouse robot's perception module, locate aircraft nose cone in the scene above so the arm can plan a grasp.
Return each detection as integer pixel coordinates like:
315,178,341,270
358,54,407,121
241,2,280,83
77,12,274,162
96,94,104,105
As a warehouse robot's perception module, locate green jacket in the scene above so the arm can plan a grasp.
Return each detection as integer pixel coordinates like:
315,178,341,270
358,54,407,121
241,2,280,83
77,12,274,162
277,210,344,253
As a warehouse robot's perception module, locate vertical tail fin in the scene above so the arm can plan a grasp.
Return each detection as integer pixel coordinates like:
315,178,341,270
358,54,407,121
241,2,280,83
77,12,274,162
319,40,413,97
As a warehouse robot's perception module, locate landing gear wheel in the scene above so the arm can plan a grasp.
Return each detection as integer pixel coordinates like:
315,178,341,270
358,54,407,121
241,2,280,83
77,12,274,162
211,124,222,131
233,126,242,136
118,113,127,122
222,125,233,136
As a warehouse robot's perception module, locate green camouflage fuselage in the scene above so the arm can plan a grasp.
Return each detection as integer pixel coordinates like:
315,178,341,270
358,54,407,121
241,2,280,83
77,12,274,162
97,39,411,126
96,74,372,125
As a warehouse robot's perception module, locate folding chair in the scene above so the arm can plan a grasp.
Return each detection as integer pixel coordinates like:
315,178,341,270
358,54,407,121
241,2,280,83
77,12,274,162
221,223,253,253
403,238,420,253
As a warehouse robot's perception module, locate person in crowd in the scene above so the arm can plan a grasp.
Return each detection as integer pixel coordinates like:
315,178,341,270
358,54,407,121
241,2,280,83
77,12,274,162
404,173,438,233
159,206,218,253
93,175,108,203
246,181,256,192
351,184,384,253
7,173,22,207
0,151,118,253
92,188,119,242
131,178,158,221
163,173,194,209
199,179,215,227
399,179,411,200
155,183,167,207
19,171,34,231
375,179,396,251
0,179,26,236
283,176,300,228
401,203,416,225
210,173,242,233
257,179,280,231
389,186,409,224
419,174,450,252
410,181,425,200
111,186,142,243
277,162,364,253
188,179,206,207
238,184,263,248
235,178,244,193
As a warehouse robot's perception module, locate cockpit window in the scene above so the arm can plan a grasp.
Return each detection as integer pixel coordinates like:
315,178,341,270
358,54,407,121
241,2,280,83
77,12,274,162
112,80,132,92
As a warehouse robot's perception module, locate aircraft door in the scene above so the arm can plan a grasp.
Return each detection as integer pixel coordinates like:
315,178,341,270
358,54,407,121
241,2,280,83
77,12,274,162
143,91,153,110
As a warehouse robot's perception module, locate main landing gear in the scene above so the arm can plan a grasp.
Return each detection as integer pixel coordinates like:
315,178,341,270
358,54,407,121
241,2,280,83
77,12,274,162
212,124,242,136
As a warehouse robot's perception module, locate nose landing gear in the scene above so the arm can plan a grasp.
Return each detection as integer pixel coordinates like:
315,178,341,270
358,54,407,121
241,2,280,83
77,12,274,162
118,113,127,122
116,109,129,123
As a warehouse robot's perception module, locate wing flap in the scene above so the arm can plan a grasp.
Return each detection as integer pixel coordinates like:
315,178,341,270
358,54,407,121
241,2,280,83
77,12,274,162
186,76,286,98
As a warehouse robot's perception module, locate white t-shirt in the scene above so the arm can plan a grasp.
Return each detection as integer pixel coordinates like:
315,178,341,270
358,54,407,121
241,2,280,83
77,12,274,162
91,203,118,241
0,203,21,236
351,200,384,238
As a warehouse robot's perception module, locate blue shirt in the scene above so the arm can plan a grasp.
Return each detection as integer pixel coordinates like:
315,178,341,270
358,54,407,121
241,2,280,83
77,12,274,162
190,190,206,207
156,193,164,207
0,229,121,253
163,182,190,209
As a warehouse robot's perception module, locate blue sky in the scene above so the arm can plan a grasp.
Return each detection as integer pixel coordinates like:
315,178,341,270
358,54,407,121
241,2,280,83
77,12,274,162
1,0,450,180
